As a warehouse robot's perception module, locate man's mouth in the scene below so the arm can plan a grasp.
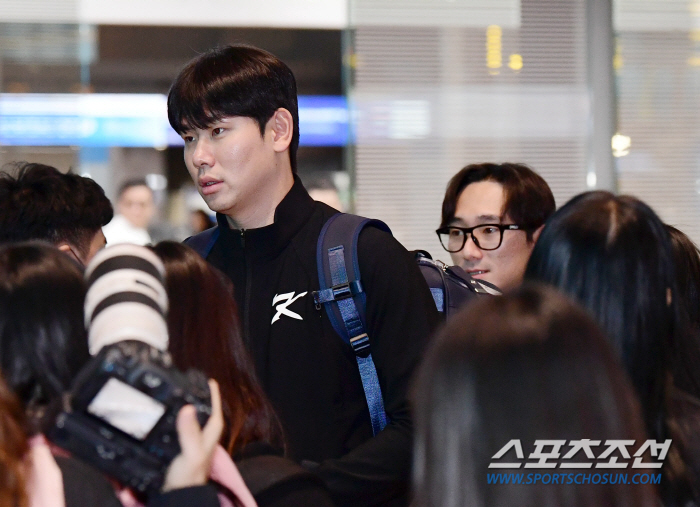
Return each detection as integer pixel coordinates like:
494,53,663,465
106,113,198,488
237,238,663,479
200,179,223,195
467,270,488,276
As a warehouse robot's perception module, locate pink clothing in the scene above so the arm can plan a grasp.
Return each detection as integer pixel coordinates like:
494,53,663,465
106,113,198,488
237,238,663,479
209,445,257,507
26,435,66,507
118,445,257,507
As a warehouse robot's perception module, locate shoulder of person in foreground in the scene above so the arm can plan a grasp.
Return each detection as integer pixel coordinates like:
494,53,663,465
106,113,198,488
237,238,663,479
236,442,335,507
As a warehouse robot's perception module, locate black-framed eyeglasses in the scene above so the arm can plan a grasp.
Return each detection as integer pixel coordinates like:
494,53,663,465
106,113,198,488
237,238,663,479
436,224,523,252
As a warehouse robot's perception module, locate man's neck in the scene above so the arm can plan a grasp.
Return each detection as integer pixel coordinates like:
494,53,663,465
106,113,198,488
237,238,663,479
225,170,295,230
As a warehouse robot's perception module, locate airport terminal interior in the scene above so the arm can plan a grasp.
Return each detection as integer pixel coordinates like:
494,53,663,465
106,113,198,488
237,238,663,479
1,0,698,257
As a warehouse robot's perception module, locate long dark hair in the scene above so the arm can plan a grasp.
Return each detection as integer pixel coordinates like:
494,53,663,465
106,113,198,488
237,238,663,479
412,284,655,507
0,375,28,507
666,224,700,397
150,241,284,454
524,191,677,438
0,242,90,432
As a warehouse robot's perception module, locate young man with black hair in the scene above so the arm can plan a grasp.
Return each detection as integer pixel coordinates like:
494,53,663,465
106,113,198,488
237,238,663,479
437,162,555,291
168,45,439,507
0,162,113,265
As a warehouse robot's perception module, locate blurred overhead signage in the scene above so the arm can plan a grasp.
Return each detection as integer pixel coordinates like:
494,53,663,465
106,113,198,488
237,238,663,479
0,93,348,148
1,0,346,29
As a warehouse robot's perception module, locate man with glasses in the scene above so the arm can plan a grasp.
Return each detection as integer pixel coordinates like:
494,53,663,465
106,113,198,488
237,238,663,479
436,163,555,291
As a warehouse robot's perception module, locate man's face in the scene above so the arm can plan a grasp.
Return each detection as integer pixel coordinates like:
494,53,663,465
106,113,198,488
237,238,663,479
448,180,536,291
181,116,281,220
118,185,154,230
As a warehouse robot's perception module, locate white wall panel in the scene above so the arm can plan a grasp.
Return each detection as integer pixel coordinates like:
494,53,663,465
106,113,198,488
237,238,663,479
350,0,589,257
615,22,700,243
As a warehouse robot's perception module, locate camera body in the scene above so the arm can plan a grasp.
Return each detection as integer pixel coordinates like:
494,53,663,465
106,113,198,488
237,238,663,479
48,244,212,495
51,340,211,494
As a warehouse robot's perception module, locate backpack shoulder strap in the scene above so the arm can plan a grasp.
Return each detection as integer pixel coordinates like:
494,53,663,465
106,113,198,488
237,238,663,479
311,213,391,436
184,226,220,259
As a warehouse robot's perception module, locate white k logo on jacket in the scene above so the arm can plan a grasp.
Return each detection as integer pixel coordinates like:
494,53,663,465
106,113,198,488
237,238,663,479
271,291,308,324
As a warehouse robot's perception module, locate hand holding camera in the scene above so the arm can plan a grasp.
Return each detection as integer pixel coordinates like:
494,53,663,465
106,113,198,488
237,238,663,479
50,244,217,495
162,379,223,493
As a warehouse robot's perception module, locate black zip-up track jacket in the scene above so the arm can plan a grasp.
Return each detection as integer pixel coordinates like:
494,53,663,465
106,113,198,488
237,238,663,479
201,178,440,506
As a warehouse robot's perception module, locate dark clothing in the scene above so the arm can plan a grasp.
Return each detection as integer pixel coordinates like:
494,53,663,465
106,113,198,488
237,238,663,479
56,455,220,507
198,178,439,506
56,456,122,507
666,386,700,506
236,442,335,507
148,486,220,507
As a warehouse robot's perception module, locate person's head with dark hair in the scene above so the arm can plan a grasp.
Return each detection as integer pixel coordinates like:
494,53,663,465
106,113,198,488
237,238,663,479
0,242,90,433
0,162,113,265
667,225,700,332
412,284,656,507
524,191,677,440
150,241,284,455
437,162,555,290
167,45,298,230
664,225,700,401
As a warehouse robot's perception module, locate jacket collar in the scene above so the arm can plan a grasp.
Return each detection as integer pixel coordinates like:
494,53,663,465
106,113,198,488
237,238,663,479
215,176,315,260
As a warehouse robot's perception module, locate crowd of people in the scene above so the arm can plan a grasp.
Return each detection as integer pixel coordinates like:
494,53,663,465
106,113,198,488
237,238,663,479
0,43,698,507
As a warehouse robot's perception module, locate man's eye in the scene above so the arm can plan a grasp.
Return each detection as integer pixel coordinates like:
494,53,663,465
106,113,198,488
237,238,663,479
212,127,225,136
482,227,499,235
449,229,463,238
182,135,195,144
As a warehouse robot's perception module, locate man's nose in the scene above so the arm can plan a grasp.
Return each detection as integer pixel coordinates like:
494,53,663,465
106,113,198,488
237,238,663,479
192,138,215,169
460,233,483,260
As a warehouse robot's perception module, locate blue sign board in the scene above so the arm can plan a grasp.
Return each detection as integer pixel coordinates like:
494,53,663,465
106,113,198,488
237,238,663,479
0,93,348,148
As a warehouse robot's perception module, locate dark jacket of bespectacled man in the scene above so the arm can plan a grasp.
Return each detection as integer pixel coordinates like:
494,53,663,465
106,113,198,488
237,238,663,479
167,44,440,507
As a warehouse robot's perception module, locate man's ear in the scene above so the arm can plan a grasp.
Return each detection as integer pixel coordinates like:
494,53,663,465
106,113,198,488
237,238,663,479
530,224,545,244
57,242,83,265
270,108,294,153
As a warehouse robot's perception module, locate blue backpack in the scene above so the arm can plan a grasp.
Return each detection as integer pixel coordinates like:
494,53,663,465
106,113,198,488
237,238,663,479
185,212,499,436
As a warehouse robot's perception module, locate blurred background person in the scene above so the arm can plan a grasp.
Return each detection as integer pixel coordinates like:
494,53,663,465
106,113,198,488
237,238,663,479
0,162,112,265
151,241,336,507
103,179,155,245
302,172,345,212
525,191,696,504
190,209,216,234
436,163,555,291
411,284,657,507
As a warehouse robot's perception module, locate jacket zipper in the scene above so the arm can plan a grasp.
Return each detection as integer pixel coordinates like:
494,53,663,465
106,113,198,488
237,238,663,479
241,229,252,348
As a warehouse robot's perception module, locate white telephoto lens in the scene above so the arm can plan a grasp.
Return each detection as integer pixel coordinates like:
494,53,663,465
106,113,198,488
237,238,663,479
84,244,169,354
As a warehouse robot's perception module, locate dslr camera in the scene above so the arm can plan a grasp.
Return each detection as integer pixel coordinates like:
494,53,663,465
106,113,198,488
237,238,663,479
49,245,212,495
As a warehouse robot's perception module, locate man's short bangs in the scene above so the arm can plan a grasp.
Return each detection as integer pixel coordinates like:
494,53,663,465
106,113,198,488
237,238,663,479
167,45,297,137
167,45,300,173
168,69,271,136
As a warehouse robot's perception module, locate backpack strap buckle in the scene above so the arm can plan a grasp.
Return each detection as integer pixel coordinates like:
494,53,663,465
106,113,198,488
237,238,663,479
312,280,364,307
349,333,370,355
